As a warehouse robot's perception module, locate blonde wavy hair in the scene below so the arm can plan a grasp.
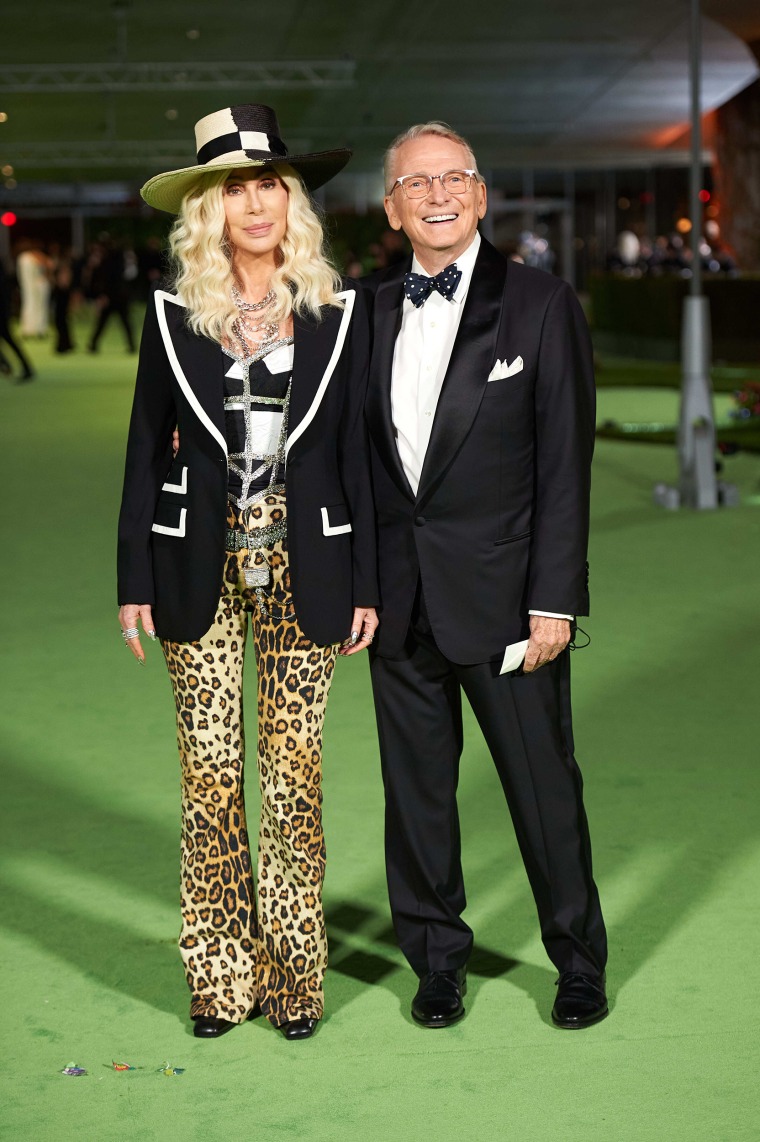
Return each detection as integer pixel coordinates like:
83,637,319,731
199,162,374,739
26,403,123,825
168,163,343,342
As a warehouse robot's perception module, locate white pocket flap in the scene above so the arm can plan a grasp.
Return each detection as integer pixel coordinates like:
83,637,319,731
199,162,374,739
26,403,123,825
321,505,352,536
162,465,188,494
152,506,187,538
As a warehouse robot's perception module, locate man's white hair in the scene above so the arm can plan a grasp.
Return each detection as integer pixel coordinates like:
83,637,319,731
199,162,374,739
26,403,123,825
383,122,480,193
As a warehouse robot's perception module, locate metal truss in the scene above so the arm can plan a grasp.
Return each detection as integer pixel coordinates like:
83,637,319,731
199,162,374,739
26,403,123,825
3,139,310,169
0,61,355,93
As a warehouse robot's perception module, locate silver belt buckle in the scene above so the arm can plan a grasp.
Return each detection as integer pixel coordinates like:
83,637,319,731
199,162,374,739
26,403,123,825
243,563,270,588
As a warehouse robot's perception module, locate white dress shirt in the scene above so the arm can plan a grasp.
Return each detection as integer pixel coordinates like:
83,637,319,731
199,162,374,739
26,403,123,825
391,232,481,495
390,231,572,648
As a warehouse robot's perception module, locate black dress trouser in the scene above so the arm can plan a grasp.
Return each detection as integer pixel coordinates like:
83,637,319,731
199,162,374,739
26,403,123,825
89,299,135,352
369,587,607,980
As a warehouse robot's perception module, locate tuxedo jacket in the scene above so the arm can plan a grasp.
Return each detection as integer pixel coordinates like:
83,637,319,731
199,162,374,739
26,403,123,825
363,237,595,664
117,285,378,645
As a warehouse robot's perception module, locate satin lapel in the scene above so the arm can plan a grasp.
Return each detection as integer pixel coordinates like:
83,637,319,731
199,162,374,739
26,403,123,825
415,241,508,508
155,290,226,457
366,260,415,501
287,300,345,457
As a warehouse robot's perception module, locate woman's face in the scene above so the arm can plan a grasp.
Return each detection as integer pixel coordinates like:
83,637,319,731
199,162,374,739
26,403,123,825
222,167,289,260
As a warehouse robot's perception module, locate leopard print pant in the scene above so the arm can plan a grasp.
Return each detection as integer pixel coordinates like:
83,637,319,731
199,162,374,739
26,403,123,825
161,493,337,1027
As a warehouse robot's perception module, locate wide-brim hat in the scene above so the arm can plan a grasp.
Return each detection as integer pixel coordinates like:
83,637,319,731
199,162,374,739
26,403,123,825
141,103,352,213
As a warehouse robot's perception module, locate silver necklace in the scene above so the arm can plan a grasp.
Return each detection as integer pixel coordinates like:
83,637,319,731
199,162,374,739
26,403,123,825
230,286,279,357
231,285,275,312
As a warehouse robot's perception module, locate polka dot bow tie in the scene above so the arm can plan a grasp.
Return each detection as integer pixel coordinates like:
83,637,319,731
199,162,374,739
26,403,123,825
403,263,462,308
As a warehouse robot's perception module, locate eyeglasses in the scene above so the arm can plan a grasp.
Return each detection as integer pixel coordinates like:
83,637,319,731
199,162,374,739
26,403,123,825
389,169,479,199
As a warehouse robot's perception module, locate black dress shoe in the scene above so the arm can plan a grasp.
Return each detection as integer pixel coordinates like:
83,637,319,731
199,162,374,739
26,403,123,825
192,1015,238,1038
411,968,467,1028
279,1017,318,1041
551,972,608,1029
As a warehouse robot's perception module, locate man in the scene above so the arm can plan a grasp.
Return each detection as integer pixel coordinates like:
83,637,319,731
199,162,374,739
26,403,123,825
87,234,136,354
363,123,608,1030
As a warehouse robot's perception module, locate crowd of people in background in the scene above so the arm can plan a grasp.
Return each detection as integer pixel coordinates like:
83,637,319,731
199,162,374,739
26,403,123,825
0,233,166,382
606,222,737,277
0,219,740,385
343,223,739,282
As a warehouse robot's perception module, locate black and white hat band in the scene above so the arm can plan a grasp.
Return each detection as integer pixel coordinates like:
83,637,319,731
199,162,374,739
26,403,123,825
196,131,288,165
194,105,289,168
140,101,352,213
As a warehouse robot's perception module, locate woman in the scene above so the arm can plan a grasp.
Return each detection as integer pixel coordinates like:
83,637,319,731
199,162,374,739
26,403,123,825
117,104,378,1041
17,241,52,338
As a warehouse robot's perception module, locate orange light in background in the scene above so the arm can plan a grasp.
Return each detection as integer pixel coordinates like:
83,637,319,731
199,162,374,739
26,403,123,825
676,217,692,233
698,189,711,203
1,211,17,226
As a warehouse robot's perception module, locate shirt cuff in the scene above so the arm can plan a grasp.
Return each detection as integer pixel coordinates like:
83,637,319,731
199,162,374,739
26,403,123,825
528,610,574,621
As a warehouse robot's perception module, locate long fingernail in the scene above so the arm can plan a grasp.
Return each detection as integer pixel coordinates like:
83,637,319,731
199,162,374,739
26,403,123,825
136,658,145,666
147,631,156,641
350,631,358,645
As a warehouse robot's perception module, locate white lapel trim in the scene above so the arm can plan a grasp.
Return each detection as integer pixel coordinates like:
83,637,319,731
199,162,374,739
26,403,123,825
285,289,355,460
154,290,228,458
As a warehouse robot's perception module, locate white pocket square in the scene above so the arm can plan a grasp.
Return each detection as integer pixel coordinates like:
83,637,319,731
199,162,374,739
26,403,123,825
488,356,523,382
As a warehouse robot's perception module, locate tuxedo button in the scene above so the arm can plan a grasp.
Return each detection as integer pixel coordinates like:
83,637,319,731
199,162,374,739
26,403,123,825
415,515,426,527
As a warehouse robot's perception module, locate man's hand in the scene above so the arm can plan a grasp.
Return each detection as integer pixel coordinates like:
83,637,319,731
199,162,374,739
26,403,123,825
523,615,571,673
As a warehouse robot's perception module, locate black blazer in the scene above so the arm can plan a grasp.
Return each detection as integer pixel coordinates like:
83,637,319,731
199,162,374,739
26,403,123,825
118,285,378,645
363,237,595,664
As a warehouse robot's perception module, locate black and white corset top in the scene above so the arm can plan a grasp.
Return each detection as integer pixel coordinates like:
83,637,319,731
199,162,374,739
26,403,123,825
222,338,294,510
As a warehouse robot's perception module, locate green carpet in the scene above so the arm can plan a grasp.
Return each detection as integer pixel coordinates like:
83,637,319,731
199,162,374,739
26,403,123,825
1,318,759,1142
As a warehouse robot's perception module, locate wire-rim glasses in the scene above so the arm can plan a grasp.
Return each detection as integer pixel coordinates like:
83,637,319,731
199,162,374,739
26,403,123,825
389,169,479,199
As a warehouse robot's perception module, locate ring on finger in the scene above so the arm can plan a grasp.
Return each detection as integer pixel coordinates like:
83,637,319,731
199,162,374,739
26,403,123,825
361,632,374,642
122,627,140,641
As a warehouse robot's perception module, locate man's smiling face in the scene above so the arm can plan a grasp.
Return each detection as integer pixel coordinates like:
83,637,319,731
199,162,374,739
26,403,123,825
384,134,487,273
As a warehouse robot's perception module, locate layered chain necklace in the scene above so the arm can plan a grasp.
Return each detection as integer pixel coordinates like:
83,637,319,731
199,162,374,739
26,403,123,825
230,284,284,360
224,282,294,606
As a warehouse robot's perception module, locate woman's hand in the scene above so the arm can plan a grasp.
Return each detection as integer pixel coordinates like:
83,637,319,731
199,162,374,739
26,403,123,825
118,603,157,664
172,428,180,456
340,607,379,656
